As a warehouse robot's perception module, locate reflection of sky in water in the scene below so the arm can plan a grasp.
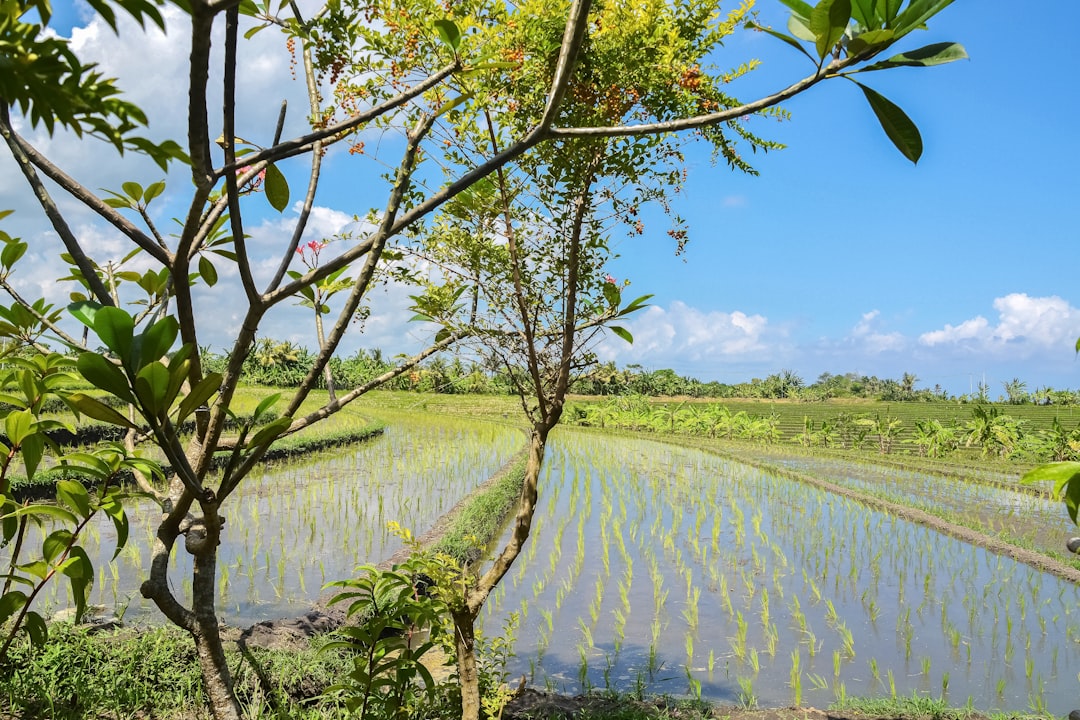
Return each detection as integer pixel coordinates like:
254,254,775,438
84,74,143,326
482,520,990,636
771,456,1073,555
484,431,1080,715
15,415,520,626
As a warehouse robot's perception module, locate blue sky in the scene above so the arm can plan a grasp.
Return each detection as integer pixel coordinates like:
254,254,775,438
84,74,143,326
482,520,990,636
2,0,1077,398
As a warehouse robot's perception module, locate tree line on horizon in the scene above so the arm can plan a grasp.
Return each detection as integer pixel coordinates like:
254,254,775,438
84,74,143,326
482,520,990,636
195,341,1076,405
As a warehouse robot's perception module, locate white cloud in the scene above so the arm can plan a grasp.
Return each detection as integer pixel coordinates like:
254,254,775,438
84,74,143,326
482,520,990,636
847,309,906,353
919,293,1080,354
596,300,780,367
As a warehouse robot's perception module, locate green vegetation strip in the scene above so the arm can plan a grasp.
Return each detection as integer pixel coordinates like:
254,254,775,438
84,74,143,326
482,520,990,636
7,422,386,503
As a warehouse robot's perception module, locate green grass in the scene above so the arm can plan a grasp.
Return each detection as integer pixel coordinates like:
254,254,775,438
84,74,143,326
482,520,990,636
431,454,527,564
0,623,354,719
830,692,1051,720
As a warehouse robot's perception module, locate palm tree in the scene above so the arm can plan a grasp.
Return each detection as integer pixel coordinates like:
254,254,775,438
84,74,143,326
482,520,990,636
1002,378,1028,405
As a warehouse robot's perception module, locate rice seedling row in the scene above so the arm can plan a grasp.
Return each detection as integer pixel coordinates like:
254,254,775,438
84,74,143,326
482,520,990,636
756,455,1075,560
483,429,1080,715
11,414,521,626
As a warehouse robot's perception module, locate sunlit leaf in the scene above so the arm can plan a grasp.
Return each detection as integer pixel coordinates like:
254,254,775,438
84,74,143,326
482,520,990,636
76,354,135,403
609,326,634,344
433,19,461,51
858,41,967,71
811,0,851,60
65,392,137,429
56,480,91,519
853,81,922,163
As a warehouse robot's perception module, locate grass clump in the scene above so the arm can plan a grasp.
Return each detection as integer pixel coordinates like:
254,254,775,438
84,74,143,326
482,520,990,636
0,623,355,719
431,454,527,564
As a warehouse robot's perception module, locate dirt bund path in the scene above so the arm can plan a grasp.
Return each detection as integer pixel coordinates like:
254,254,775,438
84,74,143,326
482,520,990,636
706,444,1080,586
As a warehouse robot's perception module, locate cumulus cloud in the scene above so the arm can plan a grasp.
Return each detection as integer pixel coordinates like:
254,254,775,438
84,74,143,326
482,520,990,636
595,300,781,367
919,294,1080,354
848,309,906,354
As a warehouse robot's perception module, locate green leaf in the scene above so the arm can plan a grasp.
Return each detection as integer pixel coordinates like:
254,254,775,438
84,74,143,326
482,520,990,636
858,41,967,71
136,317,179,369
787,13,815,42
100,494,129,560
76,354,135,403
846,27,895,56
64,392,138,429
609,326,634,344
264,163,290,212
1021,461,1080,489
433,19,461,51
617,294,654,317
0,591,27,626
435,93,473,117
853,81,922,163
1,240,27,269
21,432,43,482
777,0,814,21
176,373,222,423
68,301,103,331
252,392,281,422
199,255,218,287
59,546,93,580
4,408,32,446
9,504,78,524
811,0,851,60
602,282,620,308
892,0,954,39
24,611,47,647
43,529,74,564
850,0,875,27
143,181,166,202
121,181,143,202
244,22,269,39
93,306,135,362
134,362,172,419
57,480,92,519
248,416,291,449
745,21,815,61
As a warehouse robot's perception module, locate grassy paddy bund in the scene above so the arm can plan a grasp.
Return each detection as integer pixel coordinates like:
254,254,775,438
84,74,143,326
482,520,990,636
6,393,1080,716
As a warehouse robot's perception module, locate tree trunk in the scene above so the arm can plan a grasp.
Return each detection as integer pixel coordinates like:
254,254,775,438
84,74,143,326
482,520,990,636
193,546,242,720
452,607,480,720
314,309,338,404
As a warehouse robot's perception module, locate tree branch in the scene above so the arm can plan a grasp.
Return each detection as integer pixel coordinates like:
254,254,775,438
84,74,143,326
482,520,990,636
283,111,440,417
549,58,858,139
221,6,259,305
214,63,459,177
0,107,114,305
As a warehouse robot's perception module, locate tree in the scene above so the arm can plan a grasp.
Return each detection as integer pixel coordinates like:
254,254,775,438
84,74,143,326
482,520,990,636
1,0,967,717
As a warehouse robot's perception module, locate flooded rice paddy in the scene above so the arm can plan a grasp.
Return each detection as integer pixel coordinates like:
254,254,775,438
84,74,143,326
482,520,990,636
26,414,521,625
483,430,1080,715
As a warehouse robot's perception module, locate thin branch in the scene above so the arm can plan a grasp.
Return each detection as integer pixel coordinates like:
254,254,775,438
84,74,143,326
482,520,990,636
0,279,85,349
535,0,593,132
283,111,439,417
550,57,858,139
214,63,459,177
0,107,113,305
222,6,259,304
266,43,325,293
188,0,217,188
5,130,170,264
